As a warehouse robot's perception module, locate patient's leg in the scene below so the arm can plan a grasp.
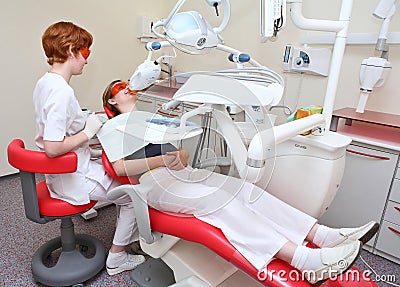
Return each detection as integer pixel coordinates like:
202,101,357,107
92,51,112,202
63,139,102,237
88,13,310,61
187,170,317,245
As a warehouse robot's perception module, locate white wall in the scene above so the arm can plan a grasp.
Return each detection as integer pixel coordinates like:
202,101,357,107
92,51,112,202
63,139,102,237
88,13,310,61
2,0,399,175
1,0,166,175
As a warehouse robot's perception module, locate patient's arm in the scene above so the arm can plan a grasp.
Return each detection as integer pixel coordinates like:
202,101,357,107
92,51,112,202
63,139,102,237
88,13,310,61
165,149,189,170
112,156,165,177
112,149,190,176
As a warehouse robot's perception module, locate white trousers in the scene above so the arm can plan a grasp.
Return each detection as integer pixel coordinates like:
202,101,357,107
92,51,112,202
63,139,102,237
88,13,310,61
89,180,139,246
140,167,317,271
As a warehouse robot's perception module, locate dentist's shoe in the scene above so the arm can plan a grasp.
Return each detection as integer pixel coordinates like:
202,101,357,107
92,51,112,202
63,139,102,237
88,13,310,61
305,240,362,286
326,221,379,248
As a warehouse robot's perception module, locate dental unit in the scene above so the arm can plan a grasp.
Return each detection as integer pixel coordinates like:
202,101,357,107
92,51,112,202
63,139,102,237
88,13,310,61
104,0,378,286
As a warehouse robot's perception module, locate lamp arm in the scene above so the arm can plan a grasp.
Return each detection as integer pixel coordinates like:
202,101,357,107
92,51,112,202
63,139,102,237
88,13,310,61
152,20,167,39
216,44,263,67
163,0,187,28
213,0,231,34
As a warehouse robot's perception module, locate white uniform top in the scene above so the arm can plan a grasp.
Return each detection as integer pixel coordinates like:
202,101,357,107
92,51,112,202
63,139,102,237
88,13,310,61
33,72,113,205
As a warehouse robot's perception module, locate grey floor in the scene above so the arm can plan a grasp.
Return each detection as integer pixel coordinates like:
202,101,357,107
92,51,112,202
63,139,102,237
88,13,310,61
1,173,399,287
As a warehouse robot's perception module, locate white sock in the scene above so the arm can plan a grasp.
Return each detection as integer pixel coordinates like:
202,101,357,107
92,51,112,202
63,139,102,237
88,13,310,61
313,225,342,247
291,246,324,271
106,251,127,268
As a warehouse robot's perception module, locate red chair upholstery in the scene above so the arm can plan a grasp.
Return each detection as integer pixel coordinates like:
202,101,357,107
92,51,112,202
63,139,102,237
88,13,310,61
103,104,116,119
101,105,141,185
101,151,139,185
7,139,106,287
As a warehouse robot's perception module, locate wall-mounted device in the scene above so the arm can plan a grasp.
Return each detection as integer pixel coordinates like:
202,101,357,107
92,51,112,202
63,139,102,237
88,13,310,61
283,44,331,76
137,16,157,42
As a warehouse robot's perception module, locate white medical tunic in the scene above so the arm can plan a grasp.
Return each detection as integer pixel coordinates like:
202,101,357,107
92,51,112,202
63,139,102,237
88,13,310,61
33,72,113,205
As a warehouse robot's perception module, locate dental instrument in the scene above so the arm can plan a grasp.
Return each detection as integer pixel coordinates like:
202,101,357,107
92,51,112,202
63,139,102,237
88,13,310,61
129,41,176,92
260,0,287,42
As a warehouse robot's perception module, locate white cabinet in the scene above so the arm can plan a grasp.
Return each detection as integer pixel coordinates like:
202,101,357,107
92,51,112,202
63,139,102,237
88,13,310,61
375,166,400,264
319,142,399,248
322,108,400,263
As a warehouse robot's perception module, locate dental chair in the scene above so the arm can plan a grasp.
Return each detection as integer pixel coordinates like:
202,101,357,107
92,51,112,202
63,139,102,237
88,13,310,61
7,139,106,287
101,106,376,287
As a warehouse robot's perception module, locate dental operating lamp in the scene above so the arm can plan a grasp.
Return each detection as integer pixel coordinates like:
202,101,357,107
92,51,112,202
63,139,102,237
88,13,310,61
151,0,231,54
356,0,395,113
129,0,231,90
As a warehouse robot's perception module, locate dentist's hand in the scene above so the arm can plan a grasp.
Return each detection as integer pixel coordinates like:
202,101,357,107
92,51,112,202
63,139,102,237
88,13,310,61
163,149,189,170
82,112,103,140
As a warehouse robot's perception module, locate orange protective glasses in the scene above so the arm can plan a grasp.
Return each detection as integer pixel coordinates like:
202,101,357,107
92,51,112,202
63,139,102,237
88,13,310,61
111,82,128,96
79,47,91,60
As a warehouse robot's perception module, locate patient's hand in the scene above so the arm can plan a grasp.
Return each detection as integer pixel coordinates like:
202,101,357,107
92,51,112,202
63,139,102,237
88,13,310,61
164,149,189,170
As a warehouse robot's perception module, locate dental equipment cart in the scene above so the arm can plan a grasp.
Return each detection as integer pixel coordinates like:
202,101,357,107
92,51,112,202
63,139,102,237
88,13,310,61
320,107,400,264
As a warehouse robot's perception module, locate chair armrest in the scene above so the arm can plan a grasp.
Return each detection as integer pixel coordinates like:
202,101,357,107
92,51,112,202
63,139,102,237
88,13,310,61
107,184,162,244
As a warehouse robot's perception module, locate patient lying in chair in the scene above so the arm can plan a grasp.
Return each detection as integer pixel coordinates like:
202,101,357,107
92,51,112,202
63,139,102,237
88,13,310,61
98,80,379,285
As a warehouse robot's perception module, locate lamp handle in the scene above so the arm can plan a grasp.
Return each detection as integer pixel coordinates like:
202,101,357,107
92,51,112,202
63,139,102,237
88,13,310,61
151,20,166,39
213,0,231,34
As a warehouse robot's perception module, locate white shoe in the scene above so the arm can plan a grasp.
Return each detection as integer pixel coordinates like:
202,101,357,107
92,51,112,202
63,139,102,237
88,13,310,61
304,241,362,285
326,221,379,248
106,253,146,275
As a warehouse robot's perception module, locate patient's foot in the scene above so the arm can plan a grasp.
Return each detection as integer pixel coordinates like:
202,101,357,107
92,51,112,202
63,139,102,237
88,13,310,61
106,251,145,275
313,221,379,248
291,241,362,285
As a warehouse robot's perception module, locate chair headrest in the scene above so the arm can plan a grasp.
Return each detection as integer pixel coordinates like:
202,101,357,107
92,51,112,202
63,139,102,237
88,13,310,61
103,105,116,119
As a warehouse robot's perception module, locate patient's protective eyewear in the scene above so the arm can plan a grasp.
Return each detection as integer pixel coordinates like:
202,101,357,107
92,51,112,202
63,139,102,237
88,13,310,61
111,82,128,96
79,47,91,60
